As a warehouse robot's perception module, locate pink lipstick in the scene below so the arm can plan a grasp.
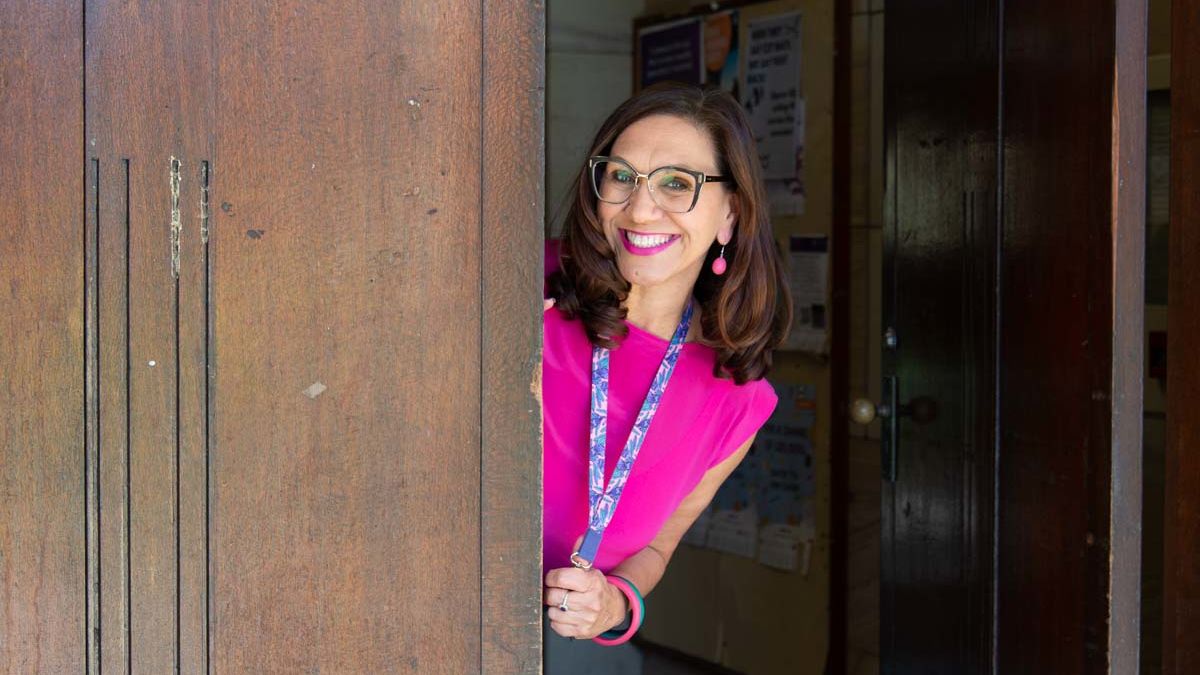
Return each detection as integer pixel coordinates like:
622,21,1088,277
620,229,680,256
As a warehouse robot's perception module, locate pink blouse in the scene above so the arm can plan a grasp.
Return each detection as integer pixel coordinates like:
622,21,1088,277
541,305,778,573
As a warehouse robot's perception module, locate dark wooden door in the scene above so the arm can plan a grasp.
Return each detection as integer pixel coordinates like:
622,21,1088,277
2,2,544,672
882,2,998,671
1164,0,1200,670
883,0,1144,672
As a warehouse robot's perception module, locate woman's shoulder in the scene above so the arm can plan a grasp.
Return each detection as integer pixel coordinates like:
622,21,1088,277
542,305,589,360
678,371,777,470
713,371,778,416
542,303,573,333
669,347,778,425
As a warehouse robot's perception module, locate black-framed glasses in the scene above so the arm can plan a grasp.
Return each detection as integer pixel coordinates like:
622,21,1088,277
588,156,731,214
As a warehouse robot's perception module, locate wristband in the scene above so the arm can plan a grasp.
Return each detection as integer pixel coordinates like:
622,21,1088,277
592,575,644,646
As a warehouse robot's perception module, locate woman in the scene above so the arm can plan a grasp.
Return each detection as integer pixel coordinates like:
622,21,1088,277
542,82,791,658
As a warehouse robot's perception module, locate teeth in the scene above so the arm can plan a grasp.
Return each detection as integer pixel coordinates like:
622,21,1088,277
626,231,672,248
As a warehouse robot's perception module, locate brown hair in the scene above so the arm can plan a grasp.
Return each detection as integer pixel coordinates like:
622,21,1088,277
548,82,792,384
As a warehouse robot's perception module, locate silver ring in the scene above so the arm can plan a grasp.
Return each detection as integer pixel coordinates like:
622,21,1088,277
558,591,571,612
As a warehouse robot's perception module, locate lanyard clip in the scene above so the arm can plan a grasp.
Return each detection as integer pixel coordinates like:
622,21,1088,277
571,528,603,569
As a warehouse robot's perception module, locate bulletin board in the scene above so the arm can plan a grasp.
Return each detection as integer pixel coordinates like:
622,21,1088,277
633,1,835,674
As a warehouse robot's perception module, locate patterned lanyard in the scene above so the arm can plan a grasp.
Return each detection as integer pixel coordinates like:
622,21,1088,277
571,300,695,569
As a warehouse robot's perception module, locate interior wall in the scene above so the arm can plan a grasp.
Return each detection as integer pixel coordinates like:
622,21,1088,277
545,0,646,236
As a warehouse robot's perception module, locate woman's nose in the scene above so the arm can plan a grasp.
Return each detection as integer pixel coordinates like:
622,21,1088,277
626,178,660,220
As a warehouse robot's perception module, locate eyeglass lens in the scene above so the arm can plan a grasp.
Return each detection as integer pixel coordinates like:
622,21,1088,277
591,160,698,213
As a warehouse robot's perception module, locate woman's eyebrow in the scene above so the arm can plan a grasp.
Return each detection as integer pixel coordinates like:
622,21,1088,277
609,154,712,173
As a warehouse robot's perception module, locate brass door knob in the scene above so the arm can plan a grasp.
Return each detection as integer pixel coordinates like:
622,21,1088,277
851,398,883,424
851,395,938,425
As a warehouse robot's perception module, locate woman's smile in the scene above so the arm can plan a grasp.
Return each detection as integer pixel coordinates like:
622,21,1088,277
620,229,681,255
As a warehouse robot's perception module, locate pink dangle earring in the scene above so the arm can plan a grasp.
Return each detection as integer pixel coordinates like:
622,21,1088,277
711,245,727,276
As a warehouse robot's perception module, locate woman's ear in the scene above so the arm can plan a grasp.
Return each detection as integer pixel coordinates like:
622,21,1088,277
718,193,739,245
717,224,734,247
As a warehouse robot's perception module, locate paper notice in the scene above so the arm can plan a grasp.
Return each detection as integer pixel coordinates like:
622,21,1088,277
786,235,828,353
742,11,805,214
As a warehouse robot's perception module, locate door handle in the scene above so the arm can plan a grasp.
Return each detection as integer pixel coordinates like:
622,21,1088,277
851,379,940,482
850,376,900,481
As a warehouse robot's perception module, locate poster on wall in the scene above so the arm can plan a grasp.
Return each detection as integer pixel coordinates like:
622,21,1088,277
756,384,817,572
786,235,828,353
686,384,819,573
704,442,763,558
704,10,739,96
742,11,806,215
637,17,704,89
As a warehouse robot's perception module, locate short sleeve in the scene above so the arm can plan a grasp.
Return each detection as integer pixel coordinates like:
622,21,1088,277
707,378,778,470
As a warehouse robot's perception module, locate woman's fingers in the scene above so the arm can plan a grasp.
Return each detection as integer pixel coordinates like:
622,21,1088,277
547,613,583,638
543,298,556,311
546,608,600,639
544,566,597,593
543,586,570,608
543,586,603,613
544,566,615,639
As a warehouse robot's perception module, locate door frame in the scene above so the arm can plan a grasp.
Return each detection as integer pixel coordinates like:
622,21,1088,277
1163,0,1200,670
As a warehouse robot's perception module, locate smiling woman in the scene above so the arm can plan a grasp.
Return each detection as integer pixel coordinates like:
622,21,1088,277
542,82,791,670
551,84,790,383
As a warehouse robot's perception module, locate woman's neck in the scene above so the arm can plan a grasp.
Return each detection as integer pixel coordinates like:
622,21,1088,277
624,281,698,341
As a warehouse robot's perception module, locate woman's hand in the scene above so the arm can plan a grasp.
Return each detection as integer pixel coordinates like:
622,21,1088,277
543,567,630,640
544,297,556,311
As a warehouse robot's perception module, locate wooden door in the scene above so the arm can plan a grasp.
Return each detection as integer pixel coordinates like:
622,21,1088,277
882,2,998,671
2,2,544,672
0,3,86,671
1164,0,1200,670
996,1,1143,672
883,0,1144,672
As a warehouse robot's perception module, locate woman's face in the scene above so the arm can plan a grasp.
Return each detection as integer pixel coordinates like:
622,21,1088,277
596,114,736,293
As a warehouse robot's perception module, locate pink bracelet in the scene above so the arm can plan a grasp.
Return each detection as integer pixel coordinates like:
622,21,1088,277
592,575,644,646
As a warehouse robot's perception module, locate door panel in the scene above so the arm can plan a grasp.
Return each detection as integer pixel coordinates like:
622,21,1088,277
86,1,215,670
3,1,543,671
885,0,1144,672
998,1,1143,672
883,2,998,671
1165,0,1200,671
479,1,546,670
0,2,85,672
208,3,486,670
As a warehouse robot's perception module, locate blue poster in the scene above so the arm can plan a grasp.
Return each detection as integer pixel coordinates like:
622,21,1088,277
638,18,704,89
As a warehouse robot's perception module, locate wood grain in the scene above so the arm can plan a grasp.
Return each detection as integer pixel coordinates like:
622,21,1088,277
0,2,85,672
1164,0,1200,670
209,2,485,670
1107,1,1147,671
6,2,545,670
997,0,1143,671
86,2,216,669
883,1,998,670
481,0,545,672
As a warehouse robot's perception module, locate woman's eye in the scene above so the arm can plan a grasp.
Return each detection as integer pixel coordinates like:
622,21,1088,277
662,177,691,192
612,170,635,183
